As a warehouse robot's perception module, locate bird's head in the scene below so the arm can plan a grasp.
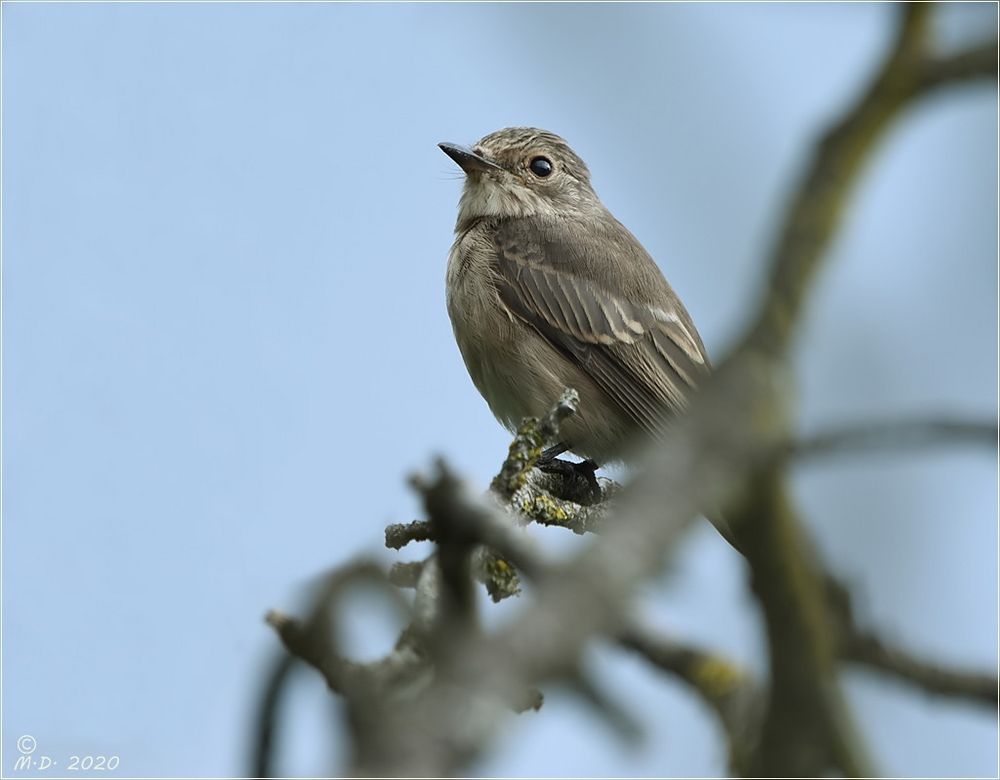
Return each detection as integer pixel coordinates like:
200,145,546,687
440,127,599,228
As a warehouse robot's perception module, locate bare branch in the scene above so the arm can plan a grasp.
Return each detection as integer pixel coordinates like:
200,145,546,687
250,654,296,779
384,519,432,550
413,460,549,582
560,666,644,744
744,5,995,361
264,561,415,696
824,575,998,708
617,623,763,773
843,626,998,707
388,560,425,589
791,417,998,462
414,464,480,623
917,40,998,94
738,475,876,777
509,468,615,534
344,342,786,775
727,6,995,776
491,388,579,501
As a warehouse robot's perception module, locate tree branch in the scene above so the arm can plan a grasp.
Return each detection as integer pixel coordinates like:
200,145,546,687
917,40,998,94
738,474,875,777
791,417,998,461
730,5,996,776
843,626,997,707
250,654,296,779
823,574,999,708
617,623,763,773
746,4,996,360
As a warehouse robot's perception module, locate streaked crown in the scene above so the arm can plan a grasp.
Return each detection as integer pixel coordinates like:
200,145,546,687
472,127,592,185
447,127,601,228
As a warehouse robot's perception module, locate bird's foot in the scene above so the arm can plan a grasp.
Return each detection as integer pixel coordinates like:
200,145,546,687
536,443,568,467
537,455,602,505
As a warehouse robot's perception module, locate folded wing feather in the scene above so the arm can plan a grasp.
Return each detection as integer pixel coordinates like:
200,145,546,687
492,217,709,437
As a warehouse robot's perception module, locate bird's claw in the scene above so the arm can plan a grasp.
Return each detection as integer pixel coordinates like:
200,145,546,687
537,456,602,505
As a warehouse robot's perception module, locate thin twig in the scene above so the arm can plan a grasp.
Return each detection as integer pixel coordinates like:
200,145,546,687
250,654,296,779
384,519,433,550
791,418,998,461
617,623,763,773
918,40,998,93
844,627,997,707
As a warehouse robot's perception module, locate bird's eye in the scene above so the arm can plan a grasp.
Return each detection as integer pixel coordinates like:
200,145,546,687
529,156,553,177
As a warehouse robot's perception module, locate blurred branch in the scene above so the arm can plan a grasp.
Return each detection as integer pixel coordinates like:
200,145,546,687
345,347,788,775
385,519,432,550
790,417,998,461
732,4,996,776
250,653,296,779
843,632,998,711
410,460,550,582
746,3,996,360
559,666,644,744
824,575,999,707
843,625,998,707
385,392,611,601
618,623,763,773
410,449,762,763
413,467,480,625
388,560,425,588
738,474,875,777
917,40,998,94
264,561,421,698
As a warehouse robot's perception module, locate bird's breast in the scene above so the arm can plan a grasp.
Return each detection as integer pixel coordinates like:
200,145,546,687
445,225,633,463
446,227,528,429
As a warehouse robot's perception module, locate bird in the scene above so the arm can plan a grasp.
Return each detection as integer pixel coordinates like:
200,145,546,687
440,127,710,479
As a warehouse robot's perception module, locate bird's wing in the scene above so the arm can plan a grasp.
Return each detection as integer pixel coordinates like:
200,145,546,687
492,217,710,435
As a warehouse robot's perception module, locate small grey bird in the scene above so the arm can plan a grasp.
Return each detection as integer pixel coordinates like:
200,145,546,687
440,127,710,469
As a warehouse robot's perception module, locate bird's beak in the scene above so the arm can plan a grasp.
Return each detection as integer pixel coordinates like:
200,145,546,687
438,142,503,175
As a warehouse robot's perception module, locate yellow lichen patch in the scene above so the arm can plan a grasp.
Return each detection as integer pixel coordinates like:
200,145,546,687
492,558,512,574
483,554,521,601
493,419,550,497
529,494,571,524
691,656,745,701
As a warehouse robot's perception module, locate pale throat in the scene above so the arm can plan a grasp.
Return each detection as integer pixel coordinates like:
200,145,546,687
457,179,557,225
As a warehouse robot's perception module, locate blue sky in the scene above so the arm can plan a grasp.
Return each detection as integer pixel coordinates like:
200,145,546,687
3,3,997,776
